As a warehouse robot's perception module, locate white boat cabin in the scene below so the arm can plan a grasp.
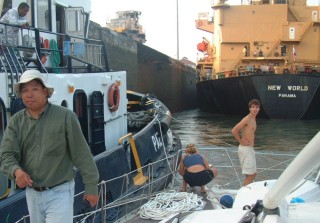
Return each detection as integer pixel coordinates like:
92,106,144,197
0,0,127,200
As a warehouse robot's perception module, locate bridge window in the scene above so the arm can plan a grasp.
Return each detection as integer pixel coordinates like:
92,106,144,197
274,0,287,4
65,8,85,37
37,0,50,30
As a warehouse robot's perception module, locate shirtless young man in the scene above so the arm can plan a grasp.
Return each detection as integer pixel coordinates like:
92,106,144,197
231,99,260,186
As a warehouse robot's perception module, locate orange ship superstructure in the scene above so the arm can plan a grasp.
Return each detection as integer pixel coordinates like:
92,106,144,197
196,0,320,80
195,0,320,119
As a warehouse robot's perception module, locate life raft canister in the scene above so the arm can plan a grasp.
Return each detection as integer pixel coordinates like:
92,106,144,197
197,41,207,52
108,83,120,112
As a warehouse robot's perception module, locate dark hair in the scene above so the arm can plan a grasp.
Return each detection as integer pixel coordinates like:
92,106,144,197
18,2,30,10
249,99,260,108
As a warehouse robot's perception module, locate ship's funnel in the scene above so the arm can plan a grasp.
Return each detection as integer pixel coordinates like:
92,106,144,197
263,131,320,209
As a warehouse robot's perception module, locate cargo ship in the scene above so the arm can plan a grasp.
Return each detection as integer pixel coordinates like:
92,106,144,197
0,0,182,222
195,0,320,119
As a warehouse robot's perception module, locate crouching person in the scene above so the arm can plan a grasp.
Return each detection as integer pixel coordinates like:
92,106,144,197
179,143,218,193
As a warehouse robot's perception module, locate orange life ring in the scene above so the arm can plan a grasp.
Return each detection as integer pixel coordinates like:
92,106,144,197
197,21,203,27
108,83,120,112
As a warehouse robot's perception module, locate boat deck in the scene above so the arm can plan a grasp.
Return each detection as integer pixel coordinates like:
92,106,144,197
111,147,298,223
120,186,215,223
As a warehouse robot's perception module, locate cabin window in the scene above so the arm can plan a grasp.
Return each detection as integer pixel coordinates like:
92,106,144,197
73,90,89,143
61,100,68,107
274,0,287,4
281,45,287,56
65,8,85,37
37,0,50,30
75,94,84,117
67,10,81,32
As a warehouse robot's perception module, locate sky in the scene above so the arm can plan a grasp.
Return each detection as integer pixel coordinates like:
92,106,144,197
90,0,319,63
90,0,217,63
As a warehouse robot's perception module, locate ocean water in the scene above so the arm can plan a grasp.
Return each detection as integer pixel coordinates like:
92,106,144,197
171,109,320,152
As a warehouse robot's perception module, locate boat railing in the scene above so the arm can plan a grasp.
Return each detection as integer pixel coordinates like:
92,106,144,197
14,149,182,223
13,146,320,222
0,22,109,74
204,146,320,190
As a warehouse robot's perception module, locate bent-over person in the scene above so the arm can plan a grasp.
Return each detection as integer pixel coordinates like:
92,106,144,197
179,143,218,193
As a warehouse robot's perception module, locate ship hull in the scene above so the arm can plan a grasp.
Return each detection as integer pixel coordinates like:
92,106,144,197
197,73,320,119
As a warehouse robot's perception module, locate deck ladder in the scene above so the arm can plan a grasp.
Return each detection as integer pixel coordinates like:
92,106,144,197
0,45,26,97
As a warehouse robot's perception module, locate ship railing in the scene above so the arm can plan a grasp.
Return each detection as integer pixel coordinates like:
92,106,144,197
77,147,319,222
14,149,182,223
14,146,320,222
73,151,182,222
0,22,109,75
62,35,108,72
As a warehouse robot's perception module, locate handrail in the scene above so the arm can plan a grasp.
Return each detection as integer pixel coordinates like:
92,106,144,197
0,23,109,73
13,146,312,223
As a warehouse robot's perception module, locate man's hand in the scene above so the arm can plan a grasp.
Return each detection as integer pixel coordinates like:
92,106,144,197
83,194,99,207
14,168,33,188
21,22,29,29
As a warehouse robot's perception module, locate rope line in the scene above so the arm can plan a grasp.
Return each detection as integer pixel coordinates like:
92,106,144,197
139,190,204,220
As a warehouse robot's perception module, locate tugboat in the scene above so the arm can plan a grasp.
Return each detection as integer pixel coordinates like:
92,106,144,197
0,0,181,222
195,0,320,119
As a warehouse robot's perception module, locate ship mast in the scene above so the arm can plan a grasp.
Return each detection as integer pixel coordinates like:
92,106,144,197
176,0,180,60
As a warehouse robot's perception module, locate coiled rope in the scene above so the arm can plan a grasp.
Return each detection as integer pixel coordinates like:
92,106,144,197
139,190,204,220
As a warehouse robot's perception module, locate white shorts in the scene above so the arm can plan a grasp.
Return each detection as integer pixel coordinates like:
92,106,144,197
238,145,257,175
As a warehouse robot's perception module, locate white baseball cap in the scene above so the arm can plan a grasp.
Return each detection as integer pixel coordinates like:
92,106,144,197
14,70,54,98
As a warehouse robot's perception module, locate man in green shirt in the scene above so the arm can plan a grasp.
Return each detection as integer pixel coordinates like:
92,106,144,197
0,70,99,223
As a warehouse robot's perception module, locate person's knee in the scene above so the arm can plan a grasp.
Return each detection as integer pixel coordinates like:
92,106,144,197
253,173,256,178
211,167,218,177
251,173,256,179
246,173,256,180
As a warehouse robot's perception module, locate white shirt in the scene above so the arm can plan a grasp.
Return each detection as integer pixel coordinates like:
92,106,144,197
0,8,28,44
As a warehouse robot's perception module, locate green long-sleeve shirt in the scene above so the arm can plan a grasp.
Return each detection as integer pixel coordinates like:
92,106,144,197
0,103,99,195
